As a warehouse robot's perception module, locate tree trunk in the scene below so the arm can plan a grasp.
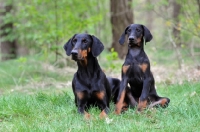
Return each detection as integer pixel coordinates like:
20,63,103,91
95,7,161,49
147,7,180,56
172,1,182,69
197,0,200,17
0,3,17,61
110,0,133,59
146,0,153,31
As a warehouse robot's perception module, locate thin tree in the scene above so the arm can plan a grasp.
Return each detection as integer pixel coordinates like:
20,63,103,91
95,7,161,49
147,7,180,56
172,0,183,69
0,3,17,61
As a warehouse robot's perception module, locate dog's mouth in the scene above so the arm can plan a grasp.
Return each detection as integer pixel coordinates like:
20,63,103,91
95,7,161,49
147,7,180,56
71,54,84,61
71,54,78,61
128,42,140,47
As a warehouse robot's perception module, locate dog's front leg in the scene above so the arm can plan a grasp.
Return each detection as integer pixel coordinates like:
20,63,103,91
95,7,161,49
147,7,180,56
115,77,128,114
95,91,110,119
99,106,110,119
76,91,90,120
126,88,137,108
137,78,151,111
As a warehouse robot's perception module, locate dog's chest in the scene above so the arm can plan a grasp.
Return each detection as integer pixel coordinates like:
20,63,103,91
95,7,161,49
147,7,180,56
75,72,106,92
125,49,147,77
129,64,144,81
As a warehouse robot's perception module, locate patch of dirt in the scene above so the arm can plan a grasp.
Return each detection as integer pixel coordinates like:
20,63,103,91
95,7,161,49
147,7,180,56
42,63,77,74
39,63,200,86
11,63,200,94
108,65,200,85
10,79,72,94
151,65,200,84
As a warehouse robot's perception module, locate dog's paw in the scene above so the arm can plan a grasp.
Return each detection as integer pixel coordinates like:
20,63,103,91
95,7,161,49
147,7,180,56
84,111,91,120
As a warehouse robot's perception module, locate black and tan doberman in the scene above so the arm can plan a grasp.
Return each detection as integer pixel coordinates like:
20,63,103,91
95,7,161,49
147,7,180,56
115,24,170,114
63,33,120,119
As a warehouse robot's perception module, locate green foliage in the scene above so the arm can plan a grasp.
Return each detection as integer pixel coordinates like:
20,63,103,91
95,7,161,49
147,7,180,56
1,0,110,61
105,48,119,70
178,1,200,41
16,57,27,70
139,0,200,68
14,0,101,47
106,48,118,61
152,0,200,42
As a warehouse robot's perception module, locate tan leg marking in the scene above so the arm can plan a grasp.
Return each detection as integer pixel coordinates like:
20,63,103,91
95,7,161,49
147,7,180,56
160,98,168,107
115,90,125,114
149,98,168,108
84,111,91,120
76,92,84,100
99,110,108,119
96,91,105,100
121,102,129,112
137,99,147,111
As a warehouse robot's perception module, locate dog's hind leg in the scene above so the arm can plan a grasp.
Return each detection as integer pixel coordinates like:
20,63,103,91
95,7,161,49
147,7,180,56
148,97,170,108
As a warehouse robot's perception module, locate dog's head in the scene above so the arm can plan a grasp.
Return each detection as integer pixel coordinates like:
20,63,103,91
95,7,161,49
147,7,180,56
119,24,153,47
63,33,104,61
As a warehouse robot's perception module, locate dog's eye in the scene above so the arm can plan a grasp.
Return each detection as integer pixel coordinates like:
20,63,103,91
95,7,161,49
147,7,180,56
73,39,77,43
83,39,87,44
136,28,141,32
127,29,131,32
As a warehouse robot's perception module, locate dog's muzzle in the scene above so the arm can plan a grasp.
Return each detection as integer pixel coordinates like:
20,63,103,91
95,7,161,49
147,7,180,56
71,50,78,61
128,36,138,46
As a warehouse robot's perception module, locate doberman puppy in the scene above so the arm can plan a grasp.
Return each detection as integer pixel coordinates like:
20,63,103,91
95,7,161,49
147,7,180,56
115,24,170,114
63,33,120,119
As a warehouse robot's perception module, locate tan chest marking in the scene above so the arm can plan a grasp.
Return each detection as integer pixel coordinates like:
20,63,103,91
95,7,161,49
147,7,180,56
139,63,148,73
122,65,130,74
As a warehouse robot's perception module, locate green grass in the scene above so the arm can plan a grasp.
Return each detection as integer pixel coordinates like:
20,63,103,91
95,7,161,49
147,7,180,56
0,55,73,94
0,54,200,131
1,82,200,131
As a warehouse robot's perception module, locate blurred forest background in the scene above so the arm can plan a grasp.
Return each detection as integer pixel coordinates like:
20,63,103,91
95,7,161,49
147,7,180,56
0,0,200,86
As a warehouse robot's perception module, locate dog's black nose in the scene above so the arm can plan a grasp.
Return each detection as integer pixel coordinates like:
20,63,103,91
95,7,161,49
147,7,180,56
129,36,135,41
71,50,78,55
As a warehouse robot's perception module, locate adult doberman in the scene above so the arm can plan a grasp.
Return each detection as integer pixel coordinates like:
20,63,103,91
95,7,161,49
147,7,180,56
64,33,120,119
115,24,170,114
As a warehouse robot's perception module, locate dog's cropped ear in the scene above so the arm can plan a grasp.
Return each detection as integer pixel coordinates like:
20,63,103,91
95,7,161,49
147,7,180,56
119,26,130,45
63,34,76,56
91,35,104,57
141,25,153,43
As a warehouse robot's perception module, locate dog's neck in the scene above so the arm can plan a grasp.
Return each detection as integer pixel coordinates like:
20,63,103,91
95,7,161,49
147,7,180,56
123,41,145,65
128,43,143,58
77,53,101,78
128,47,142,58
